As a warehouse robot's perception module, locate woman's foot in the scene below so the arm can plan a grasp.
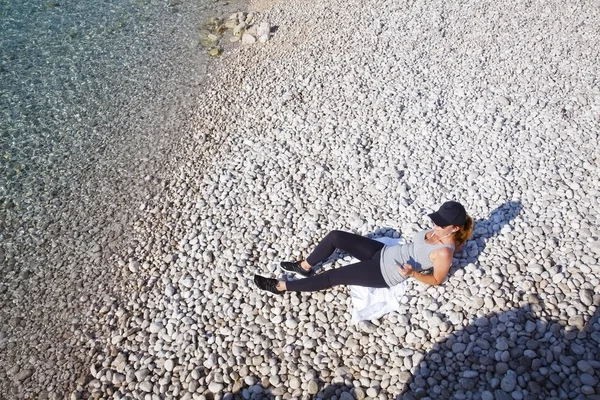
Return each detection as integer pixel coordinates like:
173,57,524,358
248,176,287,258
279,260,312,277
254,275,286,295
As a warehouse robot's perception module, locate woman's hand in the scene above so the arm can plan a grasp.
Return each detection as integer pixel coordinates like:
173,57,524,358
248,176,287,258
398,263,414,277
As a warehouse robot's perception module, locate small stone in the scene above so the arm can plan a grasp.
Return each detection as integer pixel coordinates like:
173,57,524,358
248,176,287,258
241,33,256,45
285,318,298,329
149,322,163,334
128,261,140,273
452,343,466,353
580,290,593,306
165,284,176,297
588,241,600,255
257,22,270,37
112,353,127,372
580,373,598,386
233,23,245,37
577,360,592,373
497,96,510,106
14,369,34,382
181,278,194,288
289,377,301,389
496,363,509,374
355,387,366,400
581,385,595,395
269,375,280,386
463,370,479,378
340,393,354,400
209,382,224,393
272,387,286,396
568,315,585,330
135,369,150,382
164,359,174,372
398,371,412,383
494,389,512,400
307,380,319,394
500,371,517,392
481,391,494,400
224,19,237,29
139,381,153,393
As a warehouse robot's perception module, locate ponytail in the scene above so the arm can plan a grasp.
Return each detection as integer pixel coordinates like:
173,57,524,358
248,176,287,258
454,215,474,247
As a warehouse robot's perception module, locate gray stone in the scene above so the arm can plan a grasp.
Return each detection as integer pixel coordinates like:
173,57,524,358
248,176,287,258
289,377,301,389
460,377,476,390
398,371,412,383
452,343,466,353
241,33,256,45
128,260,140,273
494,389,512,400
580,290,593,306
482,391,494,400
463,370,479,378
139,381,153,393
580,373,598,386
112,353,127,372
307,380,319,394
355,387,366,400
500,371,517,392
576,360,593,373
14,369,34,382
165,284,176,297
340,393,355,400
257,23,270,40
135,369,150,382
496,363,509,374
208,382,224,393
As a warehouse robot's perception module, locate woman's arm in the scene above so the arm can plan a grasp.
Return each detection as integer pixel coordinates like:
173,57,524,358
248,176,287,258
399,247,453,286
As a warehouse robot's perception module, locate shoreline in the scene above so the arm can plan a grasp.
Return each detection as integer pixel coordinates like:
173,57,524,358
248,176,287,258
0,0,247,397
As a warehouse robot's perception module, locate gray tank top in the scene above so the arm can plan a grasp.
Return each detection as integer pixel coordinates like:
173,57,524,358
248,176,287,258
379,230,455,287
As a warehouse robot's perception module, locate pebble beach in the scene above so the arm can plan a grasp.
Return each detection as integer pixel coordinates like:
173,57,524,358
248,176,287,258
1,0,600,399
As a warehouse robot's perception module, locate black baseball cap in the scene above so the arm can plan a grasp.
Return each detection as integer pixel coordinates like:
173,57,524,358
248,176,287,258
428,201,467,227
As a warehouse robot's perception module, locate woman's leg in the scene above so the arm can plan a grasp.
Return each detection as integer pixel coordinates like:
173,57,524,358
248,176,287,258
286,256,387,292
305,230,384,266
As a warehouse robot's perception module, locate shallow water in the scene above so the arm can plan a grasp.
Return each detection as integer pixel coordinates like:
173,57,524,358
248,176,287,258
1,0,208,207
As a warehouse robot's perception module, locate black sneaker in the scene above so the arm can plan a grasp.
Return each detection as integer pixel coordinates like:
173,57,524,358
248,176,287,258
254,275,285,295
280,260,312,277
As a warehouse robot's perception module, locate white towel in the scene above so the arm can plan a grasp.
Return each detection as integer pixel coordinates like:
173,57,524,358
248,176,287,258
349,236,407,324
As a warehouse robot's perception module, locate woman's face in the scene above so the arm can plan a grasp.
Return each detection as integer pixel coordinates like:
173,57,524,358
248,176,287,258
433,223,457,237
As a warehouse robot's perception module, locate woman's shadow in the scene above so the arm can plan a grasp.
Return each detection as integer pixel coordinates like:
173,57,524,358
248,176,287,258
448,200,522,276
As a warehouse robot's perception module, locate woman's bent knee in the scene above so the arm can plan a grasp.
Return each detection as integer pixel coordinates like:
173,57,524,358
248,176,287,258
327,230,344,242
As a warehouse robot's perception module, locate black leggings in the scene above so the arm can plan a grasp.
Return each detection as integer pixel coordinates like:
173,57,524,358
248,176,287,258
286,230,388,292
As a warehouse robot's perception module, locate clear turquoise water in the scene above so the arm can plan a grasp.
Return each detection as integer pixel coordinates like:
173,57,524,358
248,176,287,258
0,0,229,232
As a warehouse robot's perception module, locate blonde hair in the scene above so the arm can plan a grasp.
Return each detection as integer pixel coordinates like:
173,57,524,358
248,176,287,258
454,215,474,247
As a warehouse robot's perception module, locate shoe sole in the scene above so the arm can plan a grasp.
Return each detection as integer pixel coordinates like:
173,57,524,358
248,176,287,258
278,264,312,277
